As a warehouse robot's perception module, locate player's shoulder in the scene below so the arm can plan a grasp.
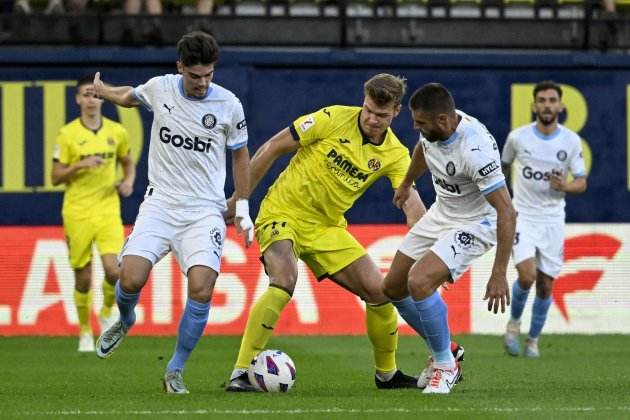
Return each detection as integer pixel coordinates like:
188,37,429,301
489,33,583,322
557,124,582,143
314,104,359,120
456,111,493,144
101,117,127,133
57,118,82,136
508,122,536,139
208,82,242,104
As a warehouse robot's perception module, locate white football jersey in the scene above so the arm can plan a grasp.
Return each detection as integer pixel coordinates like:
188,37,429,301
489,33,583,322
502,122,585,223
133,74,248,211
422,110,505,222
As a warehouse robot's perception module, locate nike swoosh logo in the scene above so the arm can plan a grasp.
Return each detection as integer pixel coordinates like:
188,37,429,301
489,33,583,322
99,337,121,354
389,328,398,336
261,323,274,330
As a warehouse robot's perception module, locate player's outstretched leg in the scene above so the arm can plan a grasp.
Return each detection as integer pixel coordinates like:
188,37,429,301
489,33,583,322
162,298,210,394
74,289,94,352
504,280,530,356
96,282,138,358
226,286,291,392
367,303,417,389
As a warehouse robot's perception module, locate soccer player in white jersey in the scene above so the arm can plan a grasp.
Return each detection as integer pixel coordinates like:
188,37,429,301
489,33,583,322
92,31,254,394
501,81,587,358
383,83,516,394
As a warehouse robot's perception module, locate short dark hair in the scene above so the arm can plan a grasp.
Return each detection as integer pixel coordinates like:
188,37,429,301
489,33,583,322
363,74,407,107
76,74,95,91
408,83,455,115
177,31,220,67
533,80,562,99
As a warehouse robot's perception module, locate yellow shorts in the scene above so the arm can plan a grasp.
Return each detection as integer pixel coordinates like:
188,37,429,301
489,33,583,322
255,213,366,279
63,212,124,269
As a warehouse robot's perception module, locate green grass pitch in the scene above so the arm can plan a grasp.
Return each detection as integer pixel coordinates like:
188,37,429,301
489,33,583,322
2,335,630,419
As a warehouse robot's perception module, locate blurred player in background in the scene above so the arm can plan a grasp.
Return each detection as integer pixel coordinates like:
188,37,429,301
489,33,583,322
225,73,443,392
502,81,587,357
383,83,516,394
92,31,254,394
51,74,136,353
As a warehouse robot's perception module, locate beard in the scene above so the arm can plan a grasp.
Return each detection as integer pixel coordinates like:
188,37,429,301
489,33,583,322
537,111,557,126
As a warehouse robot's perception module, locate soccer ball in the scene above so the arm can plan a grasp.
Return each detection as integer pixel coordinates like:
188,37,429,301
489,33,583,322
248,349,296,392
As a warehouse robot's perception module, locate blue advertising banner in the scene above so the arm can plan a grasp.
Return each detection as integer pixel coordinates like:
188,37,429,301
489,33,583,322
0,50,628,224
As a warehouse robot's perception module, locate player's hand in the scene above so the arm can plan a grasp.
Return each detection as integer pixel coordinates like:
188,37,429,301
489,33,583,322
117,180,133,197
483,271,510,314
393,183,412,209
93,72,104,98
223,195,237,224
550,169,565,192
78,155,105,169
235,199,254,248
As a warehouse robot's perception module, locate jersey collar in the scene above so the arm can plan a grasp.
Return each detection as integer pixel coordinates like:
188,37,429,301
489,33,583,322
532,124,561,141
178,77,213,101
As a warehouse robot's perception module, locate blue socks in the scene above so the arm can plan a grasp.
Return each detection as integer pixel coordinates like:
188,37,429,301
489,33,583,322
116,281,139,329
413,292,453,367
167,298,210,373
510,280,530,321
391,296,427,339
529,296,552,339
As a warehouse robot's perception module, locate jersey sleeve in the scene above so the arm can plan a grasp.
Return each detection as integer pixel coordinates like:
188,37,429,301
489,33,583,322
290,107,336,146
227,99,248,150
53,128,72,165
501,132,516,165
132,76,162,111
469,138,505,196
116,125,131,158
569,135,587,178
386,148,411,189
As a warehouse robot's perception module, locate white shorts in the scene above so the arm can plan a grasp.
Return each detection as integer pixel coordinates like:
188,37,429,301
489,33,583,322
121,197,226,275
398,208,497,282
512,217,564,278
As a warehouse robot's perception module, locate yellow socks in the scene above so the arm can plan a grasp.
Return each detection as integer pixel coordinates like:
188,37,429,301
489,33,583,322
366,302,399,374
73,289,93,334
100,280,116,319
234,286,291,369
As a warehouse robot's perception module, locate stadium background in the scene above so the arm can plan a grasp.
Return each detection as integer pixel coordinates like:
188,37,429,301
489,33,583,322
0,48,628,336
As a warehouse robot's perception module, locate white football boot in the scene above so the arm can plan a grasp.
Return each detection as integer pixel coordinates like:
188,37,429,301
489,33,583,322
422,363,462,394
78,332,95,352
504,319,521,357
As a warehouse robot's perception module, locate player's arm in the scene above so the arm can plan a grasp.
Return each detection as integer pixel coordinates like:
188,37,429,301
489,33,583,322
483,185,517,314
92,72,139,108
249,127,300,193
116,154,136,198
232,145,254,247
400,187,426,227
393,141,428,209
51,156,104,185
550,172,587,194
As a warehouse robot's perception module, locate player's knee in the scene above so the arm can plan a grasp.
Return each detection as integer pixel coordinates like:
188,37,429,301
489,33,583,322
517,275,535,290
104,267,120,282
119,266,143,293
269,274,297,295
382,274,407,301
407,272,437,300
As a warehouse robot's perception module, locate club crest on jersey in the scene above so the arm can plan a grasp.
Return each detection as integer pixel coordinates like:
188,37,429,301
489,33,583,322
446,161,456,176
202,113,217,129
367,158,381,172
210,227,223,248
107,137,115,146
556,150,567,162
453,231,474,249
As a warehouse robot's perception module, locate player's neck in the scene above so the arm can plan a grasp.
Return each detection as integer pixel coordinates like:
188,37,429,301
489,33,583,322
535,120,558,136
81,114,102,132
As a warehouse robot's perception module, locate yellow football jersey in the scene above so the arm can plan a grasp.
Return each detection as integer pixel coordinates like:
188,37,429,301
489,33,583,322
53,117,130,219
259,105,411,227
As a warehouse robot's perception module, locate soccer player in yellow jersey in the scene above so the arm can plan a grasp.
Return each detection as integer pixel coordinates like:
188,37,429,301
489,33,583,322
51,74,136,352
226,73,430,391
